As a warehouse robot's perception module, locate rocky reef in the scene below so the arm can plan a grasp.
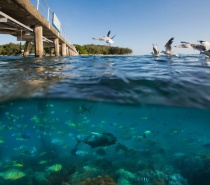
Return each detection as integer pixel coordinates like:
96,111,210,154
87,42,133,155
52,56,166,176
174,152,210,185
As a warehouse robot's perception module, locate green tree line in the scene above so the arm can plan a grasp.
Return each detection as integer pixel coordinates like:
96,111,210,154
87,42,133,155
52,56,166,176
74,44,133,55
0,42,49,56
0,43,24,55
0,43,133,56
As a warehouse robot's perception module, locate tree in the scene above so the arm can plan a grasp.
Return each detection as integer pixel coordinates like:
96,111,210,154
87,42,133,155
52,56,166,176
74,44,88,54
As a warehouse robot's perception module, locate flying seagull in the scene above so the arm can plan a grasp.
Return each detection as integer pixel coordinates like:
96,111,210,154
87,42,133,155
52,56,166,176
174,41,192,48
151,43,159,58
197,40,210,50
161,37,178,57
197,41,210,57
92,30,116,45
188,41,209,53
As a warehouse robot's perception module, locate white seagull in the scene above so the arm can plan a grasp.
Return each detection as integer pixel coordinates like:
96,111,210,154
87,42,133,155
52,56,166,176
197,40,210,50
92,30,116,45
151,43,159,57
190,43,207,52
161,37,178,57
174,41,192,48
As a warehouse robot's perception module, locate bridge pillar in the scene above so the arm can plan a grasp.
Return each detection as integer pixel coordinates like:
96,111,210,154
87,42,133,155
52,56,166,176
50,47,55,56
62,43,67,56
66,46,69,56
70,49,73,56
23,41,31,57
34,25,43,58
54,38,59,56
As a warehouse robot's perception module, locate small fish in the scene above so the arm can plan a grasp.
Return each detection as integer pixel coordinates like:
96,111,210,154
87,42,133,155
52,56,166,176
143,130,152,138
12,163,24,168
136,177,150,183
142,177,150,182
16,133,31,140
75,150,88,156
47,164,62,172
51,138,64,145
76,104,93,114
0,169,25,180
39,160,48,165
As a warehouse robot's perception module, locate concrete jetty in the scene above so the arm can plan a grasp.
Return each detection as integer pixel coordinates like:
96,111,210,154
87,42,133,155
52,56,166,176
0,0,78,57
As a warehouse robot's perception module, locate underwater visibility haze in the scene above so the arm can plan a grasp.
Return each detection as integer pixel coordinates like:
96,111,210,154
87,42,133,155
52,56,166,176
0,55,210,185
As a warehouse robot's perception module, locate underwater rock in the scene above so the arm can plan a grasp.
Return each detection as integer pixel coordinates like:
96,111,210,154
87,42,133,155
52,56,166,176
33,171,48,183
174,153,210,185
136,169,188,185
94,159,112,169
116,168,135,185
70,165,104,184
74,175,117,185
115,167,188,185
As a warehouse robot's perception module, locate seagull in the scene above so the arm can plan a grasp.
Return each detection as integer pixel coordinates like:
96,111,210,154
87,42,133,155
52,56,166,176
151,44,159,57
161,37,178,57
201,50,210,58
174,41,192,48
191,44,206,52
197,40,210,50
92,30,116,45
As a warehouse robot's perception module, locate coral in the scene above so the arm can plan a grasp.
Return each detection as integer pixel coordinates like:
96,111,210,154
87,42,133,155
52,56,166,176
116,168,135,185
34,171,48,183
153,178,166,185
116,168,135,180
70,166,104,184
75,175,117,185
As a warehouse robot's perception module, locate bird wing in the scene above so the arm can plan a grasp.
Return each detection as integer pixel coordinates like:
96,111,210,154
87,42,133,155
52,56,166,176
153,45,159,55
107,30,111,37
92,37,106,41
165,37,174,51
181,41,190,44
197,40,210,49
111,35,116,39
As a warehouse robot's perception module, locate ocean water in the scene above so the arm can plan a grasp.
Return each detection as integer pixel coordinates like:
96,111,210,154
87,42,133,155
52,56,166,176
0,55,210,185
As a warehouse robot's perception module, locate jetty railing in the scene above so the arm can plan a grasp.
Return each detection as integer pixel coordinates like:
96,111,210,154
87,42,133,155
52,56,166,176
30,0,70,44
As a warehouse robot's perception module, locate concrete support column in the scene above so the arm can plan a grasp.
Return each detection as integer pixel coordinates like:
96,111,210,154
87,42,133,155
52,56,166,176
50,47,55,56
69,49,72,56
61,43,67,56
54,38,59,56
34,25,43,58
66,46,69,56
23,41,31,57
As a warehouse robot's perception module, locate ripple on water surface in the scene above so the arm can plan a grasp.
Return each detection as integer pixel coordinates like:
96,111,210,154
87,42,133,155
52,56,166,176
0,55,210,107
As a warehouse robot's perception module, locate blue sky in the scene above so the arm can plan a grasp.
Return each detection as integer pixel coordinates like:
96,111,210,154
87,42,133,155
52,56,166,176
1,0,210,55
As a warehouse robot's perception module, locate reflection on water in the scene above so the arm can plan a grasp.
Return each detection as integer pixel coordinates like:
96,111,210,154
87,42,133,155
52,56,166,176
0,56,70,102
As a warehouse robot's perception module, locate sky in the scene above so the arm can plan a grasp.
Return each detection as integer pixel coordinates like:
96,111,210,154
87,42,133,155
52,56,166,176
1,0,210,55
